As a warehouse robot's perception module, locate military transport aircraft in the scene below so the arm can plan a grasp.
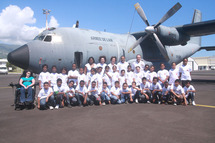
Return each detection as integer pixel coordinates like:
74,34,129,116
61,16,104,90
7,2,215,73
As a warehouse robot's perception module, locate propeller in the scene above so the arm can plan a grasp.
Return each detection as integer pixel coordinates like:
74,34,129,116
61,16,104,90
128,2,182,61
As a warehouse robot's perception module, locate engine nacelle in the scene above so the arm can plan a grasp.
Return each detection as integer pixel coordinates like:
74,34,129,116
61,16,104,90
157,25,190,46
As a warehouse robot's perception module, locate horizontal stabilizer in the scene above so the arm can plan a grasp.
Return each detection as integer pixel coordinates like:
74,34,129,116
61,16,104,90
198,46,215,51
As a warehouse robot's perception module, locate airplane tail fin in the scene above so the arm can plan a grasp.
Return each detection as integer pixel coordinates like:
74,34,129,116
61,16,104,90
190,9,202,46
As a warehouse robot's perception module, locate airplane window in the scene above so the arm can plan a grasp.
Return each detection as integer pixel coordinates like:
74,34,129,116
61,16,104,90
44,35,52,42
34,35,45,41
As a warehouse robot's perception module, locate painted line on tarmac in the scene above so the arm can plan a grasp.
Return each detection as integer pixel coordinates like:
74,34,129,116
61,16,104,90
0,87,11,89
196,104,215,109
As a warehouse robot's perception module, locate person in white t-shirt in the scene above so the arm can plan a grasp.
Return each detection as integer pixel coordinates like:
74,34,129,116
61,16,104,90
139,77,151,104
120,83,132,104
179,58,192,87
87,68,97,87
53,78,67,109
96,67,103,90
184,80,196,105
38,64,50,89
147,65,157,83
84,57,97,75
77,68,87,87
103,66,112,89
68,63,79,88
99,82,111,105
143,64,150,75
108,56,117,73
88,81,101,105
132,54,145,72
150,77,162,104
169,62,179,85
50,65,59,88
37,82,54,110
126,65,134,88
162,81,171,105
133,66,146,86
117,56,129,73
58,67,68,87
130,81,140,103
110,81,121,104
157,63,169,87
75,80,89,106
111,65,119,87
97,56,107,74
65,80,77,107
119,69,127,89
170,79,187,106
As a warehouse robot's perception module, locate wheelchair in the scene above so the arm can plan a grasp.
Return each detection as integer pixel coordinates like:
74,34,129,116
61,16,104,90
9,82,38,110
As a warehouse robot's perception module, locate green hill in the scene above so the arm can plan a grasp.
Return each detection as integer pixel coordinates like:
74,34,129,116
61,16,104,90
0,44,20,59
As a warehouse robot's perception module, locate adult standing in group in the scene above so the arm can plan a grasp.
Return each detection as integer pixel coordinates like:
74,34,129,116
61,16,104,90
84,57,97,75
179,58,192,87
97,56,107,74
108,56,117,72
132,54,145,72
117,56,129,73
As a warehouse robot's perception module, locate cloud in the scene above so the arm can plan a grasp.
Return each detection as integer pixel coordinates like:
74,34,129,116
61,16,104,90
0,5,59,45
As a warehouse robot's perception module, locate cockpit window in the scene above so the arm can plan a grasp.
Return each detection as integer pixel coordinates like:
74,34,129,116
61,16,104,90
44,35,52,42
34,35,45,41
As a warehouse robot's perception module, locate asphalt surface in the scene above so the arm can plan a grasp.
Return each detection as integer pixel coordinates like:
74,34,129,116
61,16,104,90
0,71,215,143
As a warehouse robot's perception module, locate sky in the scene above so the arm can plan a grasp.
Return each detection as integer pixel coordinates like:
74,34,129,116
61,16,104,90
0,0,214,57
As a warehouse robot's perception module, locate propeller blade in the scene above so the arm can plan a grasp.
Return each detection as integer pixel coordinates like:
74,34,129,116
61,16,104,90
155,2,182,28
128,34,149,53
152,33,169,60
134,3,150,26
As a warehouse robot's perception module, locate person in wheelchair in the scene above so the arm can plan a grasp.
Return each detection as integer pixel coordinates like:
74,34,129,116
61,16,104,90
19,70,35,106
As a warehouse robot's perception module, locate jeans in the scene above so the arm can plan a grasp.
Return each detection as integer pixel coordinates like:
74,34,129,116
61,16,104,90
55,94,64,106
186,92,195,102
20,86,33,103
65,93,78,105
100,92,110,102
139,90,152,102
152,91,162,102
110,96,121,104
121,91,130,103
75,93,93,106
162,93,171,102
40,95,55,109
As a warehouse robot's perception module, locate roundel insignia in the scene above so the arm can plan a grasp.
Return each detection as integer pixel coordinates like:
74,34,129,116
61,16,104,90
99,46,103,51
133,50,135,54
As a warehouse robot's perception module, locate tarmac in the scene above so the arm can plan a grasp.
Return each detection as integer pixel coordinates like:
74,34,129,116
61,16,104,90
0,71,215,143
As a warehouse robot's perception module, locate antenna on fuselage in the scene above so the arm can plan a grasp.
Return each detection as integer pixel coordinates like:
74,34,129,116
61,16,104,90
43,9,51,30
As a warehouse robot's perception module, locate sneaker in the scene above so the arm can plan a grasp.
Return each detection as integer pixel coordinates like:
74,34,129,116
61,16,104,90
125,101,128,104
173,103,177,106
158,101,161,104
135,99,139,104
192,101,196,106
49,106,54,110
147,101,151,104
102,102,106,106
55,105,59,109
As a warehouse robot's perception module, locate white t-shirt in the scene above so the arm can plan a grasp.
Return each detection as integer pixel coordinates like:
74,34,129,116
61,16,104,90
88,86,99,96
162,85,171,95
50,73,59,87
38,87,53,99
88,74,97,85
169,68,179,84
53,85,67,93
184,85,195,95
157,69,169,84
58,73,68,87
126,71,134,86
75,85,88,94
99,87,110,95
130,87,137,96
108,63,116,73
171,84,184,95
110,86,120,96
150,82,162,90
147,71,157,82
179,64,192,80
103,72,112,86
85,63,97,74
77,73,87,85
97,63,107,73
117,61,129,73
65,86,75,96
68,70,79,85
120,88,130,97
96,73,103,89
140,82,151,90
111,72,119,87
38,72,50,87
119,75,127,88
132,60,145,71
133,71,145,86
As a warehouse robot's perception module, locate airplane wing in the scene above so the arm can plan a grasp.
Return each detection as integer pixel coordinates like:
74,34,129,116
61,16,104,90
176,20,215,37
198,46,215,51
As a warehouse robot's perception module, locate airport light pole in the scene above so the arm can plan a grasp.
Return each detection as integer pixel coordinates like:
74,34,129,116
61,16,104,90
43,9,51,30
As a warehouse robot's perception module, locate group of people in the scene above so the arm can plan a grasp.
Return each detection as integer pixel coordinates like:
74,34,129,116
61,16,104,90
19,54,196,110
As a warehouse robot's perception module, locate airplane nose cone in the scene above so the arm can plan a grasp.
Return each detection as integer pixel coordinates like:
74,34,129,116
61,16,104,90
7,44,29,69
